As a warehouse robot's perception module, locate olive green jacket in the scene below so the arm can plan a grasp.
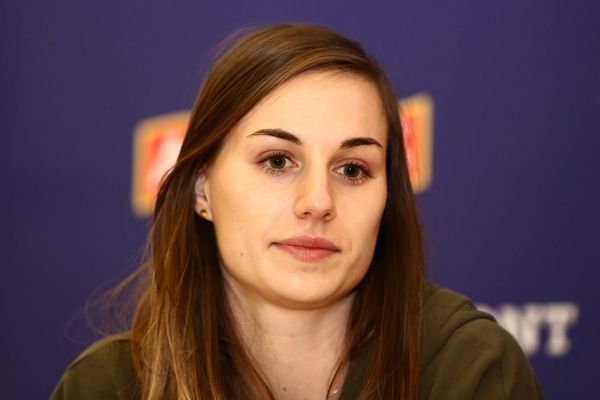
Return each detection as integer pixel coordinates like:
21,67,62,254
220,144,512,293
51,284,543,399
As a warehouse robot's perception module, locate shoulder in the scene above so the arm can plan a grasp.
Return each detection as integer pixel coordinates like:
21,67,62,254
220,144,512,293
50,333,140,400
419,283,543,400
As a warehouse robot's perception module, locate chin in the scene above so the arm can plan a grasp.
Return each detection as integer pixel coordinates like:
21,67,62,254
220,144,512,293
263,274,356,310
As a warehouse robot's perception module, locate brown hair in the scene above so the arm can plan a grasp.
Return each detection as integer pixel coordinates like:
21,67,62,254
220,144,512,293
131,23,425,399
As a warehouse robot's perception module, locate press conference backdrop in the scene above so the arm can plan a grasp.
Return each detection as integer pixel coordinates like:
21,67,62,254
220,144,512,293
2,1,598,399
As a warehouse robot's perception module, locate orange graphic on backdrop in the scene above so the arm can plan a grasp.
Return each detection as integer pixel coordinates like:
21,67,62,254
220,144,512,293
400,93,434,193
132,94,433,216
131,112,188,216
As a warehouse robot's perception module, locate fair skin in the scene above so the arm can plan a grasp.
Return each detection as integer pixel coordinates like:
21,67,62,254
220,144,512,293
195,71,388,399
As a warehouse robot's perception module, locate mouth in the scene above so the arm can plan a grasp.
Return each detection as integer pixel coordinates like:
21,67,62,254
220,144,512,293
272,236,341,262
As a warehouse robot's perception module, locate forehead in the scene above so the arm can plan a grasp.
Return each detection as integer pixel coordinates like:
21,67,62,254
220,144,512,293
231,70,388,146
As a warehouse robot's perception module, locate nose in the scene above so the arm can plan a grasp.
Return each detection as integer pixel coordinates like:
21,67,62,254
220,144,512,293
293,165,336,221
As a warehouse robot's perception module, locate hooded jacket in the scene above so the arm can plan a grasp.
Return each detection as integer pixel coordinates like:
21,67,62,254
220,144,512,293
51,283,543,399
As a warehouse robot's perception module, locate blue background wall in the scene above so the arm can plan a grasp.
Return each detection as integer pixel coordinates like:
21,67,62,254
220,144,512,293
2,1,599,398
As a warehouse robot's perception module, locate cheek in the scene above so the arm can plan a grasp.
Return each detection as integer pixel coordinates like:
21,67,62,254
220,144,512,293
209,171,289,260
341,185,387,274
341,183,387,237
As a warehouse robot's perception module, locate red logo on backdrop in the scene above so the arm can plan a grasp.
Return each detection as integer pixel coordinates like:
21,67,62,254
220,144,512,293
131,94,434,216
131,112,189,216
399,93,434,193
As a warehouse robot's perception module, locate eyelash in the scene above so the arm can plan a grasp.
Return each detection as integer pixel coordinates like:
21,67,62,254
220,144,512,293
259,152,372,184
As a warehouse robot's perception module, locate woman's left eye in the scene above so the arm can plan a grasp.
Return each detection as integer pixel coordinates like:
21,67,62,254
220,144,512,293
335,162,371,184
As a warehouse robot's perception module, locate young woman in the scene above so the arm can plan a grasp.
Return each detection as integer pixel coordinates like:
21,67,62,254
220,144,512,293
51,24,542,399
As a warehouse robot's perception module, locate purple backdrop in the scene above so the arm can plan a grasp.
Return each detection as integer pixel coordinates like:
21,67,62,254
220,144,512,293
2,1,599,398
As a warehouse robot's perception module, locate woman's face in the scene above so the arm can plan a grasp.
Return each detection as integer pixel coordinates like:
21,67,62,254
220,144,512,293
196,70,388,310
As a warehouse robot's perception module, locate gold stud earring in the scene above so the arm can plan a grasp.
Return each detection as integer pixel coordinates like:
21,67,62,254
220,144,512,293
199,209,208,218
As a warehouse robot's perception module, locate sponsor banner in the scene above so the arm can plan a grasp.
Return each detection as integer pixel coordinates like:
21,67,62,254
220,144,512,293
131,94,434,216
131,111,189,216
399,93,434,193
477,302,579,358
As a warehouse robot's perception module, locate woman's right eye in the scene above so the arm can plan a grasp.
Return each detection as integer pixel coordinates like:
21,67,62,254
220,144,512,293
260,152,295,175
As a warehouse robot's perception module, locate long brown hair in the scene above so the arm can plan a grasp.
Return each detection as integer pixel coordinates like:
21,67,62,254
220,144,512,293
130,23,425,399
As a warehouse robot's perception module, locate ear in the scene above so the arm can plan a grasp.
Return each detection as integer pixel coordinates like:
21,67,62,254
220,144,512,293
194,172,212,221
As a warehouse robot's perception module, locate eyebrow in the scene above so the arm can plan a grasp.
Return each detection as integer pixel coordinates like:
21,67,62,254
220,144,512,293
339,137,383,150
248,128,383,150
248,129,302,145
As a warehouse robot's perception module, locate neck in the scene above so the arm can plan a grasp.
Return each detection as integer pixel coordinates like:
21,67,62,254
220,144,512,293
225,280,354,399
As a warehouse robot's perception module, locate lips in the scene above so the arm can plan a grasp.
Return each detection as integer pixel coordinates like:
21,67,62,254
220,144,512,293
273,236,340,262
